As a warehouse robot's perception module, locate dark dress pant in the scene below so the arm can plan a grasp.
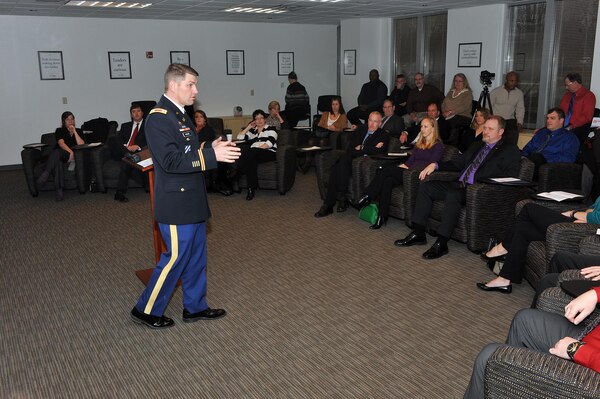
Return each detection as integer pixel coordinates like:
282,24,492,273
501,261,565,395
363,164,405,219
463,308,584,398
412,180,466,238
43,148,69,190
499,203,571,283
324,153,354,207
236,147,276,189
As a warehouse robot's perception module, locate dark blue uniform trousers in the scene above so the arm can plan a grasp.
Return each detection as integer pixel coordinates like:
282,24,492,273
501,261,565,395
135,222,208,317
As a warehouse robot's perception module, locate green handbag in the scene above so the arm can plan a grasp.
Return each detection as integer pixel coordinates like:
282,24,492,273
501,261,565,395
358,203,379,224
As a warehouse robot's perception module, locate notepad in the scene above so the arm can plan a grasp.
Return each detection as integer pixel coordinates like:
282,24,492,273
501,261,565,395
536,191,583,202
138,158,153,168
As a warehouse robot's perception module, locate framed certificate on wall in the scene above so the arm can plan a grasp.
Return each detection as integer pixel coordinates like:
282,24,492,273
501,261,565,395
277,52,294,76
108,51,132,79
226,50,245,75
343,49,356,75
170,51,190,66
38,51,64,80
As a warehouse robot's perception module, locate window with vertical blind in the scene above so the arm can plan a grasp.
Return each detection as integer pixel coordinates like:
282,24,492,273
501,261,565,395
504,0,598,128
394,13,447,92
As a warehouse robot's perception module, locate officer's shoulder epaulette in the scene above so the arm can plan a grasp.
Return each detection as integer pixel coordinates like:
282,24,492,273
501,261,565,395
149,108,168,115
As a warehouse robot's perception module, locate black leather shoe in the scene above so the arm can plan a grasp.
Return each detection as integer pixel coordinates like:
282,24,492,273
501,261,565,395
336,199,349,212
357,194,371,209
480,252,506,262
314,205,334,218
183,307,227,322
114,191,129,203
246,188,255,200
131,307,175,329
369,216,387,230
422,241,449,259
394,232,427,247
55,188,64,202
476,282,512,294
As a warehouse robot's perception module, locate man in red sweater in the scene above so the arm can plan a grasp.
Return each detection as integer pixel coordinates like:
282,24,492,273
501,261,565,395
559,72,596,142
463,287,600,398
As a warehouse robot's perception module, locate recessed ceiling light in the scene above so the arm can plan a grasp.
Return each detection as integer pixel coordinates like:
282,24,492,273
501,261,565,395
224,5,287,14
65,1,151,9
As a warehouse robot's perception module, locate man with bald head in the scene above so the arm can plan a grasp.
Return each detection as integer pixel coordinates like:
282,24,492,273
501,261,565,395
490,71,525,146
404,72,444,127
315,111,389,217
346,69,388,125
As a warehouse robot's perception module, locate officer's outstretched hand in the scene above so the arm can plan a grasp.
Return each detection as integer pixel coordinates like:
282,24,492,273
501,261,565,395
212,137,241,163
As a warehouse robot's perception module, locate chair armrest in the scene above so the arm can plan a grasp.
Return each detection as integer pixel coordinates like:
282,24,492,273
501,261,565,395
466,183,533,252
485,345,600,399
580,235,600,256
516,198,575,215
21,148,42,196
537,163,583,192
276,144,297,194
545,223,600,266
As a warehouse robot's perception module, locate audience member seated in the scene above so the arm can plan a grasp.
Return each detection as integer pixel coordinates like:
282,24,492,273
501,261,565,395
36,111,85,201
110,103,147,203
389,74,411,117
231,109,278,200
458,107,490,153
490,71,525,146
314,95,349,146
283,71,310,128
521,107,579,180
314,111,389,217
266,100,287,131
463,286,600,398
400,102,448,145
395,116,521,259
380,98,405,138
356,116,444,229
533,251,600,307
560,72,596,142
404,72,445,127
346,69,388,125
442,73,473,145
194,109,216,141
478,197,600,293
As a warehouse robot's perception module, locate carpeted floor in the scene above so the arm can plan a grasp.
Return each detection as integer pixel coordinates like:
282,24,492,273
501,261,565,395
0,168,532,398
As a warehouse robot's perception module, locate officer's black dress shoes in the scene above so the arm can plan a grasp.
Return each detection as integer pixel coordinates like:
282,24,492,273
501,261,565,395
314,205,334,218
369,216,387,230
394,232,427,247
422,241,449,259
131,307,175,329
114,191,129,203
183,307,227,323
476,282,512,294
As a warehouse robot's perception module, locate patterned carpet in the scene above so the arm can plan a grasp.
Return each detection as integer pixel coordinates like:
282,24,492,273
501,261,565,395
0,168,532,398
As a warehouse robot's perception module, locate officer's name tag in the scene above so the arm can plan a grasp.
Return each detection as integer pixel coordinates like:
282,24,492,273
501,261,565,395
180,127,192,140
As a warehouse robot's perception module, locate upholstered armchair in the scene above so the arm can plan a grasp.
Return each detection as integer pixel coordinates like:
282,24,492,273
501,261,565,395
423,157,536,252
537,162,582,192
517,198,600,288
21,133,87,196
237,144,297,195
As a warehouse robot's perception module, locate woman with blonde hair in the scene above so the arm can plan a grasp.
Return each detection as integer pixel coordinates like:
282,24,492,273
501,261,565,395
265,100,286,130
357,116,445,229
442,73,474,143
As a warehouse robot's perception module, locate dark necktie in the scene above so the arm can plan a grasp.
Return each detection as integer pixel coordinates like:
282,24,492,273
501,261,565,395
128,123,139,147
381,116,389,126
535,132,553,154
361,131,373,149
459,145,490,186
565,93,575,126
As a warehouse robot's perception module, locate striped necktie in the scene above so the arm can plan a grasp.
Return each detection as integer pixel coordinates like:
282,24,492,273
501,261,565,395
459,145,491,186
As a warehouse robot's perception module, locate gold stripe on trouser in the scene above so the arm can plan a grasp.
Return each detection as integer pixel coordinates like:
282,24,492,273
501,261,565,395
144,225,179,314
197,149,206,171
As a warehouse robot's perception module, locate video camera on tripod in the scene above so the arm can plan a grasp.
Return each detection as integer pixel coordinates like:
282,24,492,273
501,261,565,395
477,70,496,114
480,70,495,87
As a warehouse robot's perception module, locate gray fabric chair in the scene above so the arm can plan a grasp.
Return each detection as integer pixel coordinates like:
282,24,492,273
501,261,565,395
237,144,297,195
484,251,600,399
424,157,535,252
517,199,600,289
537,162,583,192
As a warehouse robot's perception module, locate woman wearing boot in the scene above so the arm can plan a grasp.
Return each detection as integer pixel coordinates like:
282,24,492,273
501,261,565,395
233,109,278,200
356,116,444,229
36,111,84,201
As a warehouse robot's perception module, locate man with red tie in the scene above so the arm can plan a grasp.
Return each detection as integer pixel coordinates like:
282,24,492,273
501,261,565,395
111,103,147,202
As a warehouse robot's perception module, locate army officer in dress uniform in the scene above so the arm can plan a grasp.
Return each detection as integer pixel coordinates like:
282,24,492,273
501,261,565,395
131,63,240,329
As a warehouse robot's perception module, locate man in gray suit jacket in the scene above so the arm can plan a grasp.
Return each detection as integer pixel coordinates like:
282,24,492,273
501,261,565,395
380,98,405,138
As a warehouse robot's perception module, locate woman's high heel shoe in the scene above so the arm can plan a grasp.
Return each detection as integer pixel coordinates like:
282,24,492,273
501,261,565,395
480,252,506,262
369,216,387,230
357,194,371,208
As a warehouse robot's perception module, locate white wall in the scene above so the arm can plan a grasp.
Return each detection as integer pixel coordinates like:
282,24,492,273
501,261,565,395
445,4,507,94
340,18,393,109
0,15,337,166
590,4,600,106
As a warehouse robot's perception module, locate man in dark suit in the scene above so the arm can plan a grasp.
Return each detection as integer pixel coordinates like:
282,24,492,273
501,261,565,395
400,102,449,144
395,115,521,259
131,64,240,329
380,98,405,138
315,111,389,217
346,69,388,125
110,103,147,202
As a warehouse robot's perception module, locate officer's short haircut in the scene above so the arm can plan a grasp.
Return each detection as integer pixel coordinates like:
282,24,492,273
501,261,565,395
164,63,199,91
